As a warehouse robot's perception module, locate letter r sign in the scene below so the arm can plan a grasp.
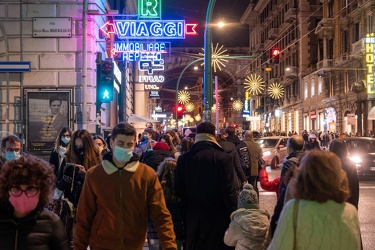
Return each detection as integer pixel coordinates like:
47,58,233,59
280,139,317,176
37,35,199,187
138,0,161,19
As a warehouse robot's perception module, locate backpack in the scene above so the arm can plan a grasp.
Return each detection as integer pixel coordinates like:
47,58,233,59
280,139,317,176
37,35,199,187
46,198,74,244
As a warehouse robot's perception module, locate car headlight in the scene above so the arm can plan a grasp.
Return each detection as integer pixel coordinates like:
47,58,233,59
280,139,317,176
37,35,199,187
349,156,362,165
263,151,271,157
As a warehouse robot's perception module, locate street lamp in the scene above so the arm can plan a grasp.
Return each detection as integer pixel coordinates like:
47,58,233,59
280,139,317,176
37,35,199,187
203,0,217,122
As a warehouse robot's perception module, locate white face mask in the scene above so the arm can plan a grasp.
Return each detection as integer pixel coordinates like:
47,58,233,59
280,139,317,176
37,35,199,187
61,136,70,145
98,146,104,154
113,146,133,163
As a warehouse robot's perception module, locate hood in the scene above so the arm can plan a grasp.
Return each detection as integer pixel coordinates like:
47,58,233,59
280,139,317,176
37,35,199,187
230,208,270,237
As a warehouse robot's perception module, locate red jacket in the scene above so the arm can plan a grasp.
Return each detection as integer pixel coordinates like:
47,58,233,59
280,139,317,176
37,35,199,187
259,169,280,199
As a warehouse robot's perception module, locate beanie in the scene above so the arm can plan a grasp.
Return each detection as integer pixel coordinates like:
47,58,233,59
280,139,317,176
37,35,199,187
153,142,170,151
238,184,259,209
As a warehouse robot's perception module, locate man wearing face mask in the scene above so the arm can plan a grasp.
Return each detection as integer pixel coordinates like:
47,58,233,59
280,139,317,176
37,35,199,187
0,134,24,169
74,122,177,250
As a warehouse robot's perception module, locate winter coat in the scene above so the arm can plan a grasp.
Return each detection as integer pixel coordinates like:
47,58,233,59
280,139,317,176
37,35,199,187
341,158,360,209
176,138,237,250
226,134,241,147
259,169,280,198
0,208,70,250
219,141,247,185
224,208,271,250
237,139,263,177
268,199,361,250
74,152,176,250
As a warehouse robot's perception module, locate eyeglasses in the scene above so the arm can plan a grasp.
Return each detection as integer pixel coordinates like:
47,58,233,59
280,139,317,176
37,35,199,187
6,148,21,153
9,186,39,197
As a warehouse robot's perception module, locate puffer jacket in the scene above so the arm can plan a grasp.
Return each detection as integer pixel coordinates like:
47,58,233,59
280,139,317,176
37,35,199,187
224,208,271,250
0,207,70,250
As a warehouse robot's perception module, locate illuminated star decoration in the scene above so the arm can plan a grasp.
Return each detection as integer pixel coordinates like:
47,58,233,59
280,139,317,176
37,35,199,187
178,90,191,104
232,100,243,111
268,82,285,99
199,43,229,72
211,103,219,112
195,114,201,121
244,74,265,95
185,102,195,112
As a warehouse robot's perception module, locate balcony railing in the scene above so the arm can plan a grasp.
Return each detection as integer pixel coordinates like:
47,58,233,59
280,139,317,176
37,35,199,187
315,18,334,36
285,8,296,23
316,59,334,69
268,28,279,40
351,39,364,56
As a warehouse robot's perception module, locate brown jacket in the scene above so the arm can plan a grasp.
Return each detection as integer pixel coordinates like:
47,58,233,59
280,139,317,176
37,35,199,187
74,154,177,250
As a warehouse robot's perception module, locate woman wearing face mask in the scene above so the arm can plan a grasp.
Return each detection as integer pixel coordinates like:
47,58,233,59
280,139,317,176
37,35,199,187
92,135,108,156
0,155,70,249
56,129,101,207
49,127,73,177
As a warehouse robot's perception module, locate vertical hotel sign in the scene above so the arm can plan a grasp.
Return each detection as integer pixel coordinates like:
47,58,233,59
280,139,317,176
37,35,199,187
365,33,375,93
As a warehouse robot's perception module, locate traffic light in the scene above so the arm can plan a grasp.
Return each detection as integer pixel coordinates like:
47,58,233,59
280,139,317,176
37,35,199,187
270,48,280,63
175,104,185,119
97,60,114,103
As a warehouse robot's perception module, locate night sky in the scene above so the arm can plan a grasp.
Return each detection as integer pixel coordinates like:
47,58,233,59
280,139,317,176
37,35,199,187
162,0,250,47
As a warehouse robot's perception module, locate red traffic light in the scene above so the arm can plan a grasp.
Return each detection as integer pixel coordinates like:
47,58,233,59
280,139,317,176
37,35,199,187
270,48,280,57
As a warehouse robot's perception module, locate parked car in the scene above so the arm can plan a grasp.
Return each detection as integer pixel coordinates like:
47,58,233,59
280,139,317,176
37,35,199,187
344,137,375,177
257,136,289,169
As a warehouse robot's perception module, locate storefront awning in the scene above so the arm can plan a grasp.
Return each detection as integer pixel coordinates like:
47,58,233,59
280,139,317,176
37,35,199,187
368,106,375,120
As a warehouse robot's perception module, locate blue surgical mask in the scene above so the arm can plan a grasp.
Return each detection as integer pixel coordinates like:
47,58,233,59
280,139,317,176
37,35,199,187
61,136,70,145
113,146,133,163
5,151,21,161
143,135,149,141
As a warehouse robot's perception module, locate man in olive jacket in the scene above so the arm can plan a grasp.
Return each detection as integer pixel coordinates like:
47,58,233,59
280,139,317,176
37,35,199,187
176,122,237,250
74,122,177,250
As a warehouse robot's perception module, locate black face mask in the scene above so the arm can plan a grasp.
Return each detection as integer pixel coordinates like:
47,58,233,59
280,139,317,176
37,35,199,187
74,146,84,155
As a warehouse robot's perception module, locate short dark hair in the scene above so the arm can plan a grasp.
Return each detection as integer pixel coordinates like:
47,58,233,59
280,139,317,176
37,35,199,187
224,126,236,136
1,134,22,149
49,96,62,105
197,122,216,136
111,122,137,141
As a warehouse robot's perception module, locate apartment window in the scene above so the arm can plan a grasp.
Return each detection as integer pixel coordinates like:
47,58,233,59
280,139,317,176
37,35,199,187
318,76,323,95
353,23,359,43
341,30,349,53
304,81,308,99
367,15,373,33
311,78,315,97
344,72,349,93
328,1,333,18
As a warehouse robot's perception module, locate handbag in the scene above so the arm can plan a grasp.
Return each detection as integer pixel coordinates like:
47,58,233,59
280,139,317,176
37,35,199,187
293,200,299,250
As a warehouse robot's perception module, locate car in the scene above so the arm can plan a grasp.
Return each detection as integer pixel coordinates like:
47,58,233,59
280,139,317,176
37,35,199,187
257,136,289,169
344,137,375,177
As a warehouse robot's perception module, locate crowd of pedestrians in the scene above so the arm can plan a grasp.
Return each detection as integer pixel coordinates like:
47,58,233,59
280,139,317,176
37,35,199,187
0,121,363,249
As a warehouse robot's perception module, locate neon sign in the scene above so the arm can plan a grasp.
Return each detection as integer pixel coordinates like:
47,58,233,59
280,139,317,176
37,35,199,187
365,33,375,94
100,20,197,39
113,41,169,62
138,0,161,18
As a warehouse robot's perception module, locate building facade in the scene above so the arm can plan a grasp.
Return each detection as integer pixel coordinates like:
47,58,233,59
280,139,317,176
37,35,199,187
241,0,375,136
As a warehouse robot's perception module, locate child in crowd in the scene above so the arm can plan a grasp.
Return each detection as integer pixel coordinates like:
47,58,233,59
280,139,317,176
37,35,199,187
224,184,271,250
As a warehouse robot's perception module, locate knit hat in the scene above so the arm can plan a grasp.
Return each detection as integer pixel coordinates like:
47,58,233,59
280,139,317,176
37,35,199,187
238,184,259,209
153,142,170,151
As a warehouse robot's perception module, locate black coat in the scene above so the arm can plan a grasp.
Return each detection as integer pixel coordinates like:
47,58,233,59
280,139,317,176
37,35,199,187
176,141,237,250
341,157,359,209
141,149,174,171
219,141,247,185
226,135,241,147
0,208,70,250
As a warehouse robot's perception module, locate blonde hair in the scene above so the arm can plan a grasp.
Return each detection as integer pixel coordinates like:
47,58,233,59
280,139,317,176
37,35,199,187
294,150,349,203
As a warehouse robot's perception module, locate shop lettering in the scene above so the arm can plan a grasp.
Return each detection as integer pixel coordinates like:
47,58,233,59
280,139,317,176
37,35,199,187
139,75,165,83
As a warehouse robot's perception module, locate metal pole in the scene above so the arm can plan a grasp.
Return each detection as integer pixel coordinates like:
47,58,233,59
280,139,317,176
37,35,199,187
82,0,88,129
203,0,216,122
215,76,219,130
